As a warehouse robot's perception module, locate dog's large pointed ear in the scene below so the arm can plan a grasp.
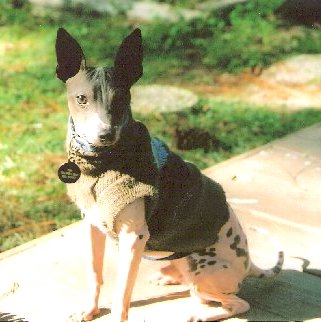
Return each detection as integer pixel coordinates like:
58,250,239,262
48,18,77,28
114,28,143,88
55,28,85,82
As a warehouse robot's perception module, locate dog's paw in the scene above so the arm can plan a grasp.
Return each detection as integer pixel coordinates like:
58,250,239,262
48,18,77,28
67,313,85,322
68,307,100,322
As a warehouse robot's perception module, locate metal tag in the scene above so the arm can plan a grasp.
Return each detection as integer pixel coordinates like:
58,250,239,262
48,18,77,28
58,161,81,183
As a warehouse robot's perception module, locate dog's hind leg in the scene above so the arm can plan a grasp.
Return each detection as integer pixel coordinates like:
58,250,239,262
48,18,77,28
187,269,249,321
171,253,250,321
150,263,183,285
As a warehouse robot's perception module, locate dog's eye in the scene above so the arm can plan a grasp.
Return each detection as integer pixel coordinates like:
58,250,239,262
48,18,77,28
76,95,88,106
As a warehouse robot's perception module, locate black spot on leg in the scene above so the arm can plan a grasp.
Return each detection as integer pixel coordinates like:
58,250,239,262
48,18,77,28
226,227,233,237
230,236,240,251
139,234,144,240
236,248,247,257
196,250,207,256
230,238,238,250
234,235,241,243
208,251,216,257
196,249,216,257
230,235,248,260
200,264,206,269
187,256,198,272
222,264,228,269
207,261,216,265
195,271,200,276
198,259,207,264
196,250,204,256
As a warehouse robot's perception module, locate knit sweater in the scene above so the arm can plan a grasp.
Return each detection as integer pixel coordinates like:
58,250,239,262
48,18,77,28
66,119,230,257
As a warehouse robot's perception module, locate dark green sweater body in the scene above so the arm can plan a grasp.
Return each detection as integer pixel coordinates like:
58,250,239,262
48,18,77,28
67,119,230,258
146,143,230,254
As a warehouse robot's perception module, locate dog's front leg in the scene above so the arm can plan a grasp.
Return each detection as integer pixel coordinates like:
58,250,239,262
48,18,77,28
111,198,149,322
83,224,106,321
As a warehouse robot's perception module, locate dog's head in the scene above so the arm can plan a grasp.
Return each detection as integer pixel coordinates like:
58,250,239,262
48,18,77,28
55,28,143,148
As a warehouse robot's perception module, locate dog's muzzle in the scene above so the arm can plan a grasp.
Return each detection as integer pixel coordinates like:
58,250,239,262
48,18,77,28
98,129,117,146
69,117,108,156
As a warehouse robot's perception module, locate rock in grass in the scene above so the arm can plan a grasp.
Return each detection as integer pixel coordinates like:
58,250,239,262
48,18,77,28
126,1,202,22
196,0,248,11
262,54,321,85
29,0,132,16
131,85,199,114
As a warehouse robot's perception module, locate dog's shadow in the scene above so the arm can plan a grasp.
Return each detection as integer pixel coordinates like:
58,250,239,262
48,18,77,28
95,269,321,322
238,269,321,321
0,313,28,322
95,292,190,319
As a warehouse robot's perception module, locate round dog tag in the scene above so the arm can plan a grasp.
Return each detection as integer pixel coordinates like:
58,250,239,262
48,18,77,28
58,161,81,183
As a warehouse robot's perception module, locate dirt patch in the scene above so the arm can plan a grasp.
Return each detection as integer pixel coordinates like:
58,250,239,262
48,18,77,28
188,55,321,110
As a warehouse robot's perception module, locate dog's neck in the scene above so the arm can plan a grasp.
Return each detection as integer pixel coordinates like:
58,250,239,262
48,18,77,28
67,117,126,175
66,117,157,180
67,116,121,156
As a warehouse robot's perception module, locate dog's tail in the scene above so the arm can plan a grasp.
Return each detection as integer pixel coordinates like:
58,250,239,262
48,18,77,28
248,227,284,278
249,251,284,278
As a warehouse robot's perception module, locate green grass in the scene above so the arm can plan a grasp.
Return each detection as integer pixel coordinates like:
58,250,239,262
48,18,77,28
1,1,321,252
143,0,321,72
137,102,321,168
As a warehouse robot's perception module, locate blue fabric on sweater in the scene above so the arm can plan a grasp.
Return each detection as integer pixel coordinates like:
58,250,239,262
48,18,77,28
151,137,169,170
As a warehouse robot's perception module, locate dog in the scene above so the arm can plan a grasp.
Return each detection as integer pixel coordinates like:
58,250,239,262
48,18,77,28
55,28,284,322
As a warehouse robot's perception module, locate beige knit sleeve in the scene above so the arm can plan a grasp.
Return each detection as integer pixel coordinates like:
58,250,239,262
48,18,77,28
94,171,157,236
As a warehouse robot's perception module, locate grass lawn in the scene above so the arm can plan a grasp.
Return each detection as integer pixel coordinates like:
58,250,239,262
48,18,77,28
1,2,321,251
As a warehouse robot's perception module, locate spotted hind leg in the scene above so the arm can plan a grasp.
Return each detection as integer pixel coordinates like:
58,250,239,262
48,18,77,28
190,291,250,322
171,252,250,321
188,269,250,321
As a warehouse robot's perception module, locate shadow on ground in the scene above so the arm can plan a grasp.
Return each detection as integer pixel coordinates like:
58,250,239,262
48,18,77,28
87,269,321,322
238,269,321,321
1,270,319,322
0,313,28,322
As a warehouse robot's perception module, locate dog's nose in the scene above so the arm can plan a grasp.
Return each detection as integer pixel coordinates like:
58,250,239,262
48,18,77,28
99,130,115,144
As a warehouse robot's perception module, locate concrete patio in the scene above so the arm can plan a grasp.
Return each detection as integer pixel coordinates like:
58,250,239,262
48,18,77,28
0,123,321,322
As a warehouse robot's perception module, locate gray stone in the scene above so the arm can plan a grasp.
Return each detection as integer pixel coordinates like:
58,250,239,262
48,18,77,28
131,85,199,114
29,0,202,19
29,0,132,15
196,0,248,11
262,54,321,85
126,1,202,23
